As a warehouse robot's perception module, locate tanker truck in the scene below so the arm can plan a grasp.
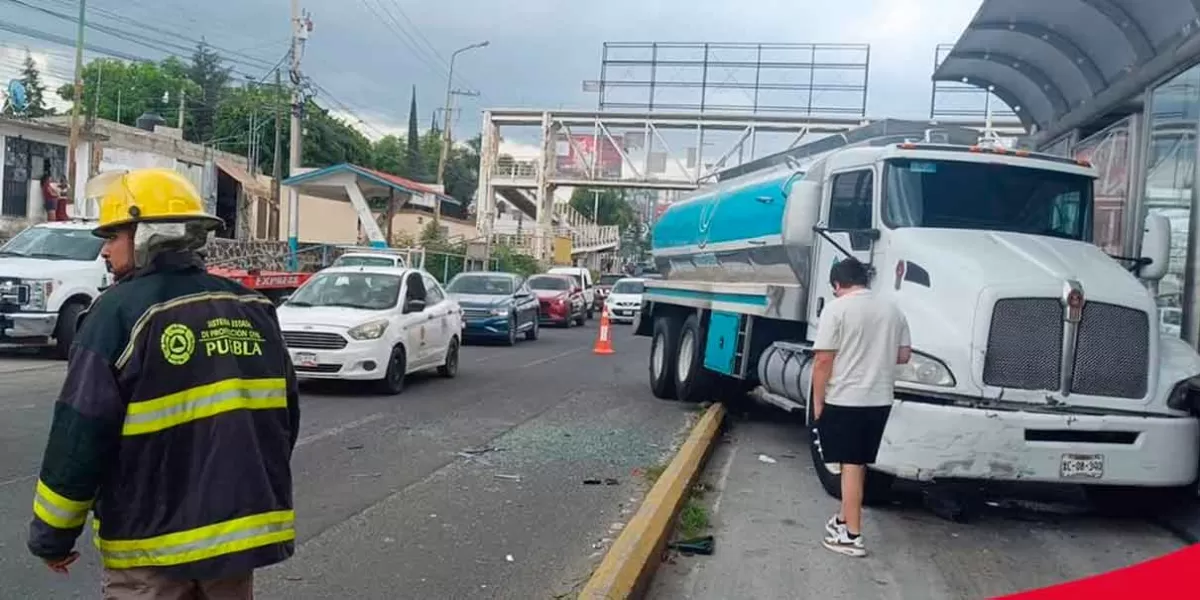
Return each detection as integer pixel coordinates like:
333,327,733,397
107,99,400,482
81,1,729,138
634,123,1200,505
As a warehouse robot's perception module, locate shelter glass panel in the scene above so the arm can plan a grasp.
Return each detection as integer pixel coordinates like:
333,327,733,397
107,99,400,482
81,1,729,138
1072,117,1133,256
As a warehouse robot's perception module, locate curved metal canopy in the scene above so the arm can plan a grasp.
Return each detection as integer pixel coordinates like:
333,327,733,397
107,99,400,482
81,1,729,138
935,0,1200,141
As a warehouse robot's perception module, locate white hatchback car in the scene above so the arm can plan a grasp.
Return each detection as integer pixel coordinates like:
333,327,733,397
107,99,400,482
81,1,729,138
603,277,645,324
276,266,462,394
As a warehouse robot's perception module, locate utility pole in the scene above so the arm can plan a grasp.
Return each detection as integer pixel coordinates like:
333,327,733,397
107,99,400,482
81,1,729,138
286,1,311,270
435,41,488,226
272,68,283,241
177,89,186,129
590,189,601,223
66,0,86,205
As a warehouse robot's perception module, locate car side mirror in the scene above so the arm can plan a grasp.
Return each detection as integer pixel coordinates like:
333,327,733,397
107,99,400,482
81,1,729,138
1139,213,1171,281
404,298,426,313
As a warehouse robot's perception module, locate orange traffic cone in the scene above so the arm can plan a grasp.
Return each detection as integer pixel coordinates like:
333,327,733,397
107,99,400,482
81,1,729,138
594,306,615,355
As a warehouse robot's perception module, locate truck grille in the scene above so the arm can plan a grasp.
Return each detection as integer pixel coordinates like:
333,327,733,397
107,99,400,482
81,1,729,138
983,298,1062,391
1072,302,1149,398
282,331,348,350
982,298,1150,399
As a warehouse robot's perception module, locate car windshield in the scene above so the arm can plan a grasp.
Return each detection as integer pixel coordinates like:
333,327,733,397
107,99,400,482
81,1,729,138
286,272,401,310
528,276,569,291
883,159,1094,241
599,274,623,286
611,280,644,294
333,255,401,268
446,274,513,295
0,226,103,261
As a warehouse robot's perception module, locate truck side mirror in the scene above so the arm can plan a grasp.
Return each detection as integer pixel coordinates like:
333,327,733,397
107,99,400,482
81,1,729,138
1139,213,1171,281
781,179,822,247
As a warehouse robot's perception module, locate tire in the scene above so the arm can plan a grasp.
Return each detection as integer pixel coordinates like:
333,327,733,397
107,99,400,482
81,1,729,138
674,314,714,404
575,311,586,327
504,317,517,346
808,415,895,506
525,316,539,341
649,315,681,400
53,301,86,360
587,307,595,320
375,346,407,395
438,337,459,378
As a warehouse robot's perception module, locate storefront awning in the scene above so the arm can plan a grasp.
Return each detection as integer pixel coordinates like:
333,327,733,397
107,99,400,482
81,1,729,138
935,0,1200,143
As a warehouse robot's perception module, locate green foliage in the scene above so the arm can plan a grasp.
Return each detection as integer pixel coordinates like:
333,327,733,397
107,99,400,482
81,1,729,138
569,187,636,231
492,245,542,277
60,57,200,128
185,41,232,144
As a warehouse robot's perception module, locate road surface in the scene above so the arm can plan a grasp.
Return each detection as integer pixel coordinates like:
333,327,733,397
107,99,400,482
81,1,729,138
0,323,690,599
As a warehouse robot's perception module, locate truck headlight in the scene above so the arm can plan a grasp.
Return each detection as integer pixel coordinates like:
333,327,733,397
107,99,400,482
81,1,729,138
1168,377,1200,412
489,306,510,317
347,319,389,340
25,279,54,311
896,351,956,387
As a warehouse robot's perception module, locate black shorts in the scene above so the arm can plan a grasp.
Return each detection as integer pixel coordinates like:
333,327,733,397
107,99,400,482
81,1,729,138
814,404,892,465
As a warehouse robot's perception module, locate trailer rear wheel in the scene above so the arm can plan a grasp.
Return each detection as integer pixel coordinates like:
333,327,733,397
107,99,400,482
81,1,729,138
649,316,680,399
674,314,713,404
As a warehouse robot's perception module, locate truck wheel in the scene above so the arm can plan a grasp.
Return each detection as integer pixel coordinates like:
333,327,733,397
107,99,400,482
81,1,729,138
376,346,407,395
53,301,86,360
808,422,895,506
649,316,681,400
674,314,713,404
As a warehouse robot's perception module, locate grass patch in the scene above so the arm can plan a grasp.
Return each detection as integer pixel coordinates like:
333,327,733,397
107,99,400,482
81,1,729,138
643,463,668,484
677,499,710,539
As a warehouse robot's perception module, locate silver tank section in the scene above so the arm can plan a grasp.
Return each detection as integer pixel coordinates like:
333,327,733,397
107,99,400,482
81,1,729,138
756,341,814,408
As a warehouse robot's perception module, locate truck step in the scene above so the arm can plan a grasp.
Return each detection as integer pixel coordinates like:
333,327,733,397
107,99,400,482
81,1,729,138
750,386,804,413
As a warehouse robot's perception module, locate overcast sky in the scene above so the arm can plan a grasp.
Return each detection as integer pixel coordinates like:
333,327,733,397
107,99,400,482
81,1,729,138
0,0,990,142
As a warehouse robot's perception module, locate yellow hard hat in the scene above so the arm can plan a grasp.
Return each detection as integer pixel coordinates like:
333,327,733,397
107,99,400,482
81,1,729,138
88,168,223,238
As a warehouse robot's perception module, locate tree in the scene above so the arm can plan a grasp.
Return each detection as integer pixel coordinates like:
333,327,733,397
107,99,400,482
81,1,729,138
186,41,232,143
569,187,635,231
406,86,420,180
371,135,407,177
58,57,199,127
15,52,51,117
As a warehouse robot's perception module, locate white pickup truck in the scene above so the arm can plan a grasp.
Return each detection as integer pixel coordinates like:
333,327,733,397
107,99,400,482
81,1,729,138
0,221,112,358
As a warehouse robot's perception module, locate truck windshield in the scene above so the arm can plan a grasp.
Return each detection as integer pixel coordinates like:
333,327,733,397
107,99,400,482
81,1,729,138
882,158,1094,242
0,227,103,261
286,272,401,310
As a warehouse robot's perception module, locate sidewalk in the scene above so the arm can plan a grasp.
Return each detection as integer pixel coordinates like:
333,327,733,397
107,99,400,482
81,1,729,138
647,415,1184,600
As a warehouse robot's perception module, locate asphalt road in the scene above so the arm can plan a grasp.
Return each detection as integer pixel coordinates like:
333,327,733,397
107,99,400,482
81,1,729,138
649,410,1189,599
0,321,692,599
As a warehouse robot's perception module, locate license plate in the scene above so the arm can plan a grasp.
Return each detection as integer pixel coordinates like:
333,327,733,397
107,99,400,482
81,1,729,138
294,352,319,368
1060,453,1104,479
616,310,631,316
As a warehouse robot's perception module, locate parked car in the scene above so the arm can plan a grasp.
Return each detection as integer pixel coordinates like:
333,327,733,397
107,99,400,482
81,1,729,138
596,273,625,306
445,271,539,345
527,274,586,327
276,266,462,395
603,277,645,324
547,266,597,319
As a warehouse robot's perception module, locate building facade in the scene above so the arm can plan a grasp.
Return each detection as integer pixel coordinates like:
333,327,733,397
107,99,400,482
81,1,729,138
937,0,1200,345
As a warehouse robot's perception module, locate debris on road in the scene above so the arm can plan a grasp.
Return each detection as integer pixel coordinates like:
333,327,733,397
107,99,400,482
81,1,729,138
583,477,622,485
494,473,522,482
346,444,364,450
350,472,382,478
505,554,514,562
757,454,777,464
583,478,603,485
668,534,715,556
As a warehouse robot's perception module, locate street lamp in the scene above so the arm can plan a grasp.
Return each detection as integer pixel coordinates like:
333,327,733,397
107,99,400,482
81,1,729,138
435,40,488,225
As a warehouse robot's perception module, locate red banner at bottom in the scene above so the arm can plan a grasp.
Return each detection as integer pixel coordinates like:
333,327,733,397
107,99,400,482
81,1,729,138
994,543,1198,599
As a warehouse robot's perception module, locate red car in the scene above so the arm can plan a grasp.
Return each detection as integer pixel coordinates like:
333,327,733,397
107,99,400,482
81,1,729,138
527,274,587,327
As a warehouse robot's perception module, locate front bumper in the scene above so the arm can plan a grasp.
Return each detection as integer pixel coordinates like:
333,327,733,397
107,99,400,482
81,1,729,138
0,310,57,342
874,400,1200,487
288,339,391,381
606,306,639,323
463,316,512,338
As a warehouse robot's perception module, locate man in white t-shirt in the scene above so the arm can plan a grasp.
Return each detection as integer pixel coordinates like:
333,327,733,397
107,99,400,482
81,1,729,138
811,257,910,557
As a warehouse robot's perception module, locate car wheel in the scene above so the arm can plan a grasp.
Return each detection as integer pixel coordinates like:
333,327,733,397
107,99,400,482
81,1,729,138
376,346,407,395
587,307,595,320
505,317,517,346
575,310,586,326
53,301,86,360
438,337,459,378
649,315,681,400
525,316,539,341
674,314,714,404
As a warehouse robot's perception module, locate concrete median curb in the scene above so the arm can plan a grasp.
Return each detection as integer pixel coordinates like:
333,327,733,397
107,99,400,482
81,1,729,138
579,402,726,600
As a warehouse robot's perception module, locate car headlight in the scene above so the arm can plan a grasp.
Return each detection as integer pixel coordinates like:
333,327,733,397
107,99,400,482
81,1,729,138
347,319,389,340
896,351,956,387
489,306,510,317
1168,377,1200,412
25,279,54,311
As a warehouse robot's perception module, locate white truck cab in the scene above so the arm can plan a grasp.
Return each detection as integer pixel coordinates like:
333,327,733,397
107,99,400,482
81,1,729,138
0,220,111,357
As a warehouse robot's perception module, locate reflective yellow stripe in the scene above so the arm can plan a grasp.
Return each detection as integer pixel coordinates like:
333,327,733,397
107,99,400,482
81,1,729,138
116,292,275,369
122,377,288,436
95,510,295,569
32,479,92,529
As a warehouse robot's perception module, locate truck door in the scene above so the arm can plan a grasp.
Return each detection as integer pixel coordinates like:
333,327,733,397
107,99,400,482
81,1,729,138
808,168,877,331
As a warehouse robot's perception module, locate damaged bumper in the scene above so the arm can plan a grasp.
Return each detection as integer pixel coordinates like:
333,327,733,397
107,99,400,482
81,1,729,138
874,400,1200,487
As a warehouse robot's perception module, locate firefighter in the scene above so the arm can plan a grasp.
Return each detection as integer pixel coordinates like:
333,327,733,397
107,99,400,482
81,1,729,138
27,168,301,599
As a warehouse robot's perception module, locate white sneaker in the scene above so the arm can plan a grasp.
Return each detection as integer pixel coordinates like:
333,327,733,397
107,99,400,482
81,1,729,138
825,514,846,538
822,528,867,557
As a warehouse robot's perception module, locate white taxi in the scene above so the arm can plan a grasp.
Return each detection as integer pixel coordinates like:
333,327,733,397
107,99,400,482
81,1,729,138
276,266,462,394
603,277,645,324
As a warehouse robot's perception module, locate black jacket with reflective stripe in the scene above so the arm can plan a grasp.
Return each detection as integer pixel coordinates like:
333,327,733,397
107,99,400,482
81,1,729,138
28,252,300,580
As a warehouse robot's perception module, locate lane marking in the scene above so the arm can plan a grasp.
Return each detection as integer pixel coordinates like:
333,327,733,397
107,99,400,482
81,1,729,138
519,346,586,369
0,473,35,489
